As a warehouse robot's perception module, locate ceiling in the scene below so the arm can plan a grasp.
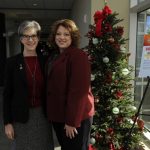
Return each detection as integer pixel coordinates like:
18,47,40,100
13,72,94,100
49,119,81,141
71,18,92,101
0,0,75,34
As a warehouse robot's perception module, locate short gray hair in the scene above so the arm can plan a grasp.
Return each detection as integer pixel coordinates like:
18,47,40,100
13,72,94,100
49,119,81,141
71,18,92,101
18,20,41,37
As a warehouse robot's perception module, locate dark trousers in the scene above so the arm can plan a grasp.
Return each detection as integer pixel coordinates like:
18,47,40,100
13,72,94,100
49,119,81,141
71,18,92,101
52,117,92,150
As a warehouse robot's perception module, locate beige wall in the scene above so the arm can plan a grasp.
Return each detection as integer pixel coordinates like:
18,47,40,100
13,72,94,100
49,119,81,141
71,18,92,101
91,0,130,45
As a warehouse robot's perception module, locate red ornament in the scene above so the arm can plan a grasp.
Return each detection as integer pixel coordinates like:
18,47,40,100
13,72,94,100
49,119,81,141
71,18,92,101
107,128,114,135
115,90,123,99
137,119,144,131
95,133,102,141
116,26,124,36
103,23,112,33
116,117,123,124
88,144,97,150
105,71,112,83
112,43,120,51
109,142,115,150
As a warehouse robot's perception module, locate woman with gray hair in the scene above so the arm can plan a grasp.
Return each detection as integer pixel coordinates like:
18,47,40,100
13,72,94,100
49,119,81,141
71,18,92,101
3,20,54,150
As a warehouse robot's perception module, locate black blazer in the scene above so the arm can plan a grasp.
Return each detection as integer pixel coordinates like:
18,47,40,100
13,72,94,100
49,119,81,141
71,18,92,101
3,52,46,125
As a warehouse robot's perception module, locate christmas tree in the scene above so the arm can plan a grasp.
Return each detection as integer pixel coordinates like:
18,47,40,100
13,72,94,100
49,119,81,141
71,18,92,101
85,2,144,150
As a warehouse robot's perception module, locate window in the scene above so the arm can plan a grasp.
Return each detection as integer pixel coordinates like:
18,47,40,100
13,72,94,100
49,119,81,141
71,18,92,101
138,0,145,3
135,9,150,131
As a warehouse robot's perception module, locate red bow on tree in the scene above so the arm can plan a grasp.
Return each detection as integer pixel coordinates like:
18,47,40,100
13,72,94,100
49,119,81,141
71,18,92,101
103,5,112,16
94,10,103,37
93,5,112,37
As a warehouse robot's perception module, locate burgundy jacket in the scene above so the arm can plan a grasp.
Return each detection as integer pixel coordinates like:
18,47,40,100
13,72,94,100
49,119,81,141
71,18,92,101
46,46,94,127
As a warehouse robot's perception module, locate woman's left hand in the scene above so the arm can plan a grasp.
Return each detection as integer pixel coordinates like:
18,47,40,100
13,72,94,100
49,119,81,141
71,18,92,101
64,124,78,139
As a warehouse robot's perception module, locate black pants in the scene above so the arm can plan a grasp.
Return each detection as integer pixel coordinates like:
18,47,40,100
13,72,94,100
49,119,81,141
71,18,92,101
52,117,92,150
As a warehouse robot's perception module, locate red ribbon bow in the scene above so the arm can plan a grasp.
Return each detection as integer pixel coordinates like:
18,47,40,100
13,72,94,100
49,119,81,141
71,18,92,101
93,5,112,37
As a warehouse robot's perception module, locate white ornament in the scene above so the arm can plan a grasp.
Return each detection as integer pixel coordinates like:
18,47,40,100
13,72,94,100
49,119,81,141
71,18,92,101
127,118,134,124
122,68,129,75
93,38,99,44
111,89,114,92
128,105,137,112
90,137,96,144
130,120,134,124
112,107,119,114
120,47,126,53
91,74,95,81
103,57,109,63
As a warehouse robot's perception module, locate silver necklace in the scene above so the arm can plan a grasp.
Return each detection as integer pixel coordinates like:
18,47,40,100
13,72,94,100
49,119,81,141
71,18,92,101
25,57,37,79
25,57,37,105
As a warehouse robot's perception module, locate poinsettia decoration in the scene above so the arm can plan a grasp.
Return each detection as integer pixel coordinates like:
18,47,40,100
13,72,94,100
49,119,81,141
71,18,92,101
94,5,112,37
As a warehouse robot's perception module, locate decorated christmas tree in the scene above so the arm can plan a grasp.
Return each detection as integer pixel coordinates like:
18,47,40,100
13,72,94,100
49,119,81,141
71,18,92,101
85,2,144,150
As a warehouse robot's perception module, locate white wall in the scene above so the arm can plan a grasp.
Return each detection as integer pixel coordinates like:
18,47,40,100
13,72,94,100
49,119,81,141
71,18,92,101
130,0,138,8
130,0,150,12
71,0,91,48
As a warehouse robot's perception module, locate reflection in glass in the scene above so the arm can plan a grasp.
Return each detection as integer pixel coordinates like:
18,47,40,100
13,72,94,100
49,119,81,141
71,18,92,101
136,9,150,130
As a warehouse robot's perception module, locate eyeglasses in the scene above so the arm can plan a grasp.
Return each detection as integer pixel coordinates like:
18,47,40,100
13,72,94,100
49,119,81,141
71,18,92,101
21,34,38,41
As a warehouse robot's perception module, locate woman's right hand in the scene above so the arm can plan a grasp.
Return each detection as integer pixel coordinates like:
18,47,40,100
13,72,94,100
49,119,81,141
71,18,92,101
64,124,78,139
5,124,15,140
